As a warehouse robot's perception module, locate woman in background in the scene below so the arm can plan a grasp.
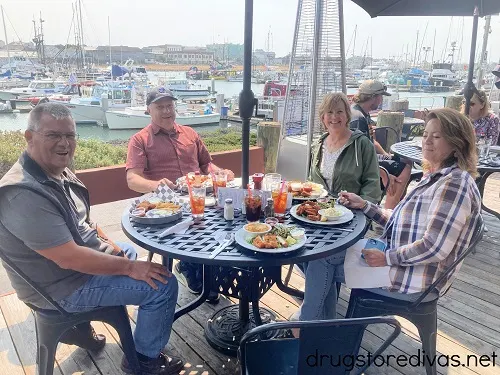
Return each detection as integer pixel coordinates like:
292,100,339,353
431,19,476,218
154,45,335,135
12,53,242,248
463,89,499,145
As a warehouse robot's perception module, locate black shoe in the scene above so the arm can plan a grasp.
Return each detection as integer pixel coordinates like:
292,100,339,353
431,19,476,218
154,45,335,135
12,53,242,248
206,290,220,304
60,322,106,351
121,352,184,375
174,263,202,294
174,263,220,303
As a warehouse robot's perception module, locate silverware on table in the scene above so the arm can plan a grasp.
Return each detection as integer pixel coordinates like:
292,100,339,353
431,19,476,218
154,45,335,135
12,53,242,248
332,227,354,232
209,232,235,259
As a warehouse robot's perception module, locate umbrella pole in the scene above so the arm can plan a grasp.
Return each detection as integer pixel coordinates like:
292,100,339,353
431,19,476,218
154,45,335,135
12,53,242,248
464,6,479,116
240,0,256,188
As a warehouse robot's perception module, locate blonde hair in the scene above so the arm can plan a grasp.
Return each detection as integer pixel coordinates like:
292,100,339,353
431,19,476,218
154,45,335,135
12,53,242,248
351,92,378,104
318,92,351,127
425,108,478,178
461,89,490,118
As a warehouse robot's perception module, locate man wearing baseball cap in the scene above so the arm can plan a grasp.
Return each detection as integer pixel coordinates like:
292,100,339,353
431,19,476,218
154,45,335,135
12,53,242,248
126,86,231,303
350,80,411,209
493,65,500,89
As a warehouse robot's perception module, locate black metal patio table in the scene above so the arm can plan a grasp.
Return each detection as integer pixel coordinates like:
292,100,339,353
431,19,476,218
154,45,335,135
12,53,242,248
391,141,500,219
121,206,366,355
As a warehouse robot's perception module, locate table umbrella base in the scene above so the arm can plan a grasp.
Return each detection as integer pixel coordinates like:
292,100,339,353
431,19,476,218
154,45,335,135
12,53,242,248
204,305,280,356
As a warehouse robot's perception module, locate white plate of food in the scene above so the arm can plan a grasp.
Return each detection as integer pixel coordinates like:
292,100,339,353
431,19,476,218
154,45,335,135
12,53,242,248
176,174,238,193
129,200,183,225
235,223,307,254
288,181,329,201
290,201,353,225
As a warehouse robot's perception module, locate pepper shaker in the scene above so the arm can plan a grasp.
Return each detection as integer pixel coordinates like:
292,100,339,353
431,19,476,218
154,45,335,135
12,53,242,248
264,197,275,218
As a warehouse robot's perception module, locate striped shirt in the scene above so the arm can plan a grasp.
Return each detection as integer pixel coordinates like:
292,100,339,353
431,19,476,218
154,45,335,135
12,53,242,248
126,122,212,182
363,165,481,294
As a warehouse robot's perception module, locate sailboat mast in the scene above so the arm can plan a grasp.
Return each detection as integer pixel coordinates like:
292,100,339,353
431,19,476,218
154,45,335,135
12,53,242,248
476,15,491,89
108,16,112,79
1,6,10,71
431,29,436,66
78,0,85,68
413,30,419,66
352,25,357,59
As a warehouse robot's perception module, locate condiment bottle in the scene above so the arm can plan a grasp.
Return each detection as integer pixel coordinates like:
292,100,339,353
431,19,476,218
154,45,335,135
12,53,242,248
224,198,234,220
264,197,275,218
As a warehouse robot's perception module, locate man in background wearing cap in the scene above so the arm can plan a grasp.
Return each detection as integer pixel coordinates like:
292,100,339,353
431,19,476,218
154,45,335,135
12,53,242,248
350,80,412,209
126,87,229,303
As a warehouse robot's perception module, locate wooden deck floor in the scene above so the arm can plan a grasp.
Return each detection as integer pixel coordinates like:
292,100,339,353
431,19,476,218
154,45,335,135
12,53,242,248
0,177,499,374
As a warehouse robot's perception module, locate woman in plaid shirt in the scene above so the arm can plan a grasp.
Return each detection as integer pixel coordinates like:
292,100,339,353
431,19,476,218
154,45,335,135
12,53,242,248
300,108,482,321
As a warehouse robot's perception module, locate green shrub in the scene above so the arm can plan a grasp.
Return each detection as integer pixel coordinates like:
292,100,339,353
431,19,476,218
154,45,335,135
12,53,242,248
0,129,257,178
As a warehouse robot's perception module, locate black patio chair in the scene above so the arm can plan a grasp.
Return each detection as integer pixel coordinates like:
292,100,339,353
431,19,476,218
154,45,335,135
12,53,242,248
374,126,400,152
401,123,424,142
0,250,141,375
379,165,390,201
345,215,484,375
238,316,401,375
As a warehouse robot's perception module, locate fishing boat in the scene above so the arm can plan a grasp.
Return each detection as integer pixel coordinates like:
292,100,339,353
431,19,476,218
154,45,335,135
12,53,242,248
158,77,210,98
105,103,220,130
0,79,67,100
62,82,133,125
429,63,459,87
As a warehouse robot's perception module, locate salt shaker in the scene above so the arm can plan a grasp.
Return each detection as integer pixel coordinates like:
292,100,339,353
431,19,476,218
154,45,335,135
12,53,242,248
224,198,234,220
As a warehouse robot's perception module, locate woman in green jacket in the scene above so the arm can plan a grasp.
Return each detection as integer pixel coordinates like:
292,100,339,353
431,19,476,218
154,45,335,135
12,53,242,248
293,92,381,322
308,92,381,203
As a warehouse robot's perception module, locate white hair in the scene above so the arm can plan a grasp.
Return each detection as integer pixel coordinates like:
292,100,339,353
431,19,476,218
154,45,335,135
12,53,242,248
27,102,74,131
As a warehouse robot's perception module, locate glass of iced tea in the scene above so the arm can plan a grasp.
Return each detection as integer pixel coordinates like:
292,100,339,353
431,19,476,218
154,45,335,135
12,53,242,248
214,170,227,188
272,183,288,217
244,190,262,222
190,186,206,220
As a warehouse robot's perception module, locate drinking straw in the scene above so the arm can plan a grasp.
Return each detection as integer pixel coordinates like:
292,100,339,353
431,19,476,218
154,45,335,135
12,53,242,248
279,179,286,195
247,183,252,198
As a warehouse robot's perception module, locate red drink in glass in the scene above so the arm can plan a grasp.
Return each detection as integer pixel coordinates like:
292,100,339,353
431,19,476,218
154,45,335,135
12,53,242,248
245,191,262,222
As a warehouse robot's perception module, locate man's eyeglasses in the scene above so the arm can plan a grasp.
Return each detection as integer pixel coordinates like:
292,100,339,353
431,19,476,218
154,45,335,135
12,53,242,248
33,131,79,142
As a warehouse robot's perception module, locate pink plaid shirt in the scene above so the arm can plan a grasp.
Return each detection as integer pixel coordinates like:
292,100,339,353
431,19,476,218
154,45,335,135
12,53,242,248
363,165,481,294
126,122,212,182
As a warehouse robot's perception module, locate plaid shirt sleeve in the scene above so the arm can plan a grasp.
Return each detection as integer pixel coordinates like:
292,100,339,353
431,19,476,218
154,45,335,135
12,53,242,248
385,174,472,266
363,201,392,227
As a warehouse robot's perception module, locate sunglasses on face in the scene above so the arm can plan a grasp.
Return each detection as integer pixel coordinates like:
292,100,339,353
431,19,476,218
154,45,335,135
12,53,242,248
462,100,477,107
373,85,388,95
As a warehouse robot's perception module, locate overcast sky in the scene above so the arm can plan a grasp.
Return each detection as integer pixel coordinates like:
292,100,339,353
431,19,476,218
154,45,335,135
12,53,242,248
1,0,499,64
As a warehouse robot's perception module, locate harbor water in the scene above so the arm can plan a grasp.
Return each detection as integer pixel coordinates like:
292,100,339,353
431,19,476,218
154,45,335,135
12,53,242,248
0,75,456,141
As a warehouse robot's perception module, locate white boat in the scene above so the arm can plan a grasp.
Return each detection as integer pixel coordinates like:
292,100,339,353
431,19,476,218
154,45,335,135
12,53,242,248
429,63,459,87
62,83,133,125
0,79,67,100
158,77,210,98
105,104,220,130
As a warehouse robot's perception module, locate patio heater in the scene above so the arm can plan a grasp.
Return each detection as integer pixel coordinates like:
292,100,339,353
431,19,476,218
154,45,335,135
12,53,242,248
278,0,346,179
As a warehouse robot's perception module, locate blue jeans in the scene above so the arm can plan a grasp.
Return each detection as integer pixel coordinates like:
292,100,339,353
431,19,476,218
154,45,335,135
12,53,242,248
301,250,346,321
58,242,179,358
